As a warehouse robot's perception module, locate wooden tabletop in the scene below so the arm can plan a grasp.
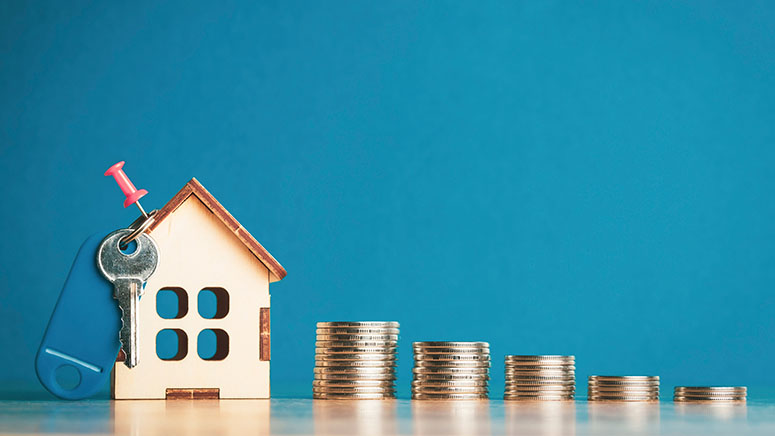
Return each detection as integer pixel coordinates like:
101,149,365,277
0,398,772,435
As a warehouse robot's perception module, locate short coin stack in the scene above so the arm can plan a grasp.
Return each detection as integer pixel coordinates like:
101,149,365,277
504,355,575,401
588,376,660,402
674,386,747,403
412,341,490,400
313,321,399,399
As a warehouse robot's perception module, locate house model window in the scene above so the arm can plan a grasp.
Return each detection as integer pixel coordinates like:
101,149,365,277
112,178,286,400
198,288,229,319
155,287,230,361
156,288,188,319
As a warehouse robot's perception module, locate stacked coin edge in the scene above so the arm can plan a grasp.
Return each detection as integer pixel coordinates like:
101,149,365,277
312,327,746,402
504,355,575,401
412,341,490,400
674,386,747,403
313,321,399,400
588,376,660,402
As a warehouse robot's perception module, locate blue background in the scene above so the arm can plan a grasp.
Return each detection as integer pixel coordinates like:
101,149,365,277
1,1,774,399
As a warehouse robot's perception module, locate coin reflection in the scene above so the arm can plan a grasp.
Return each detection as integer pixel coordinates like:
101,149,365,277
413,400,490,436
505,401,575,436
674,402,747,420
587,402,659,435
112,399,270,435
313,399,397,435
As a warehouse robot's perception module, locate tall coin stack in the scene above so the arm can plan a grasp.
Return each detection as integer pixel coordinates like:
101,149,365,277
674,386,747,403
412,341,490,400
504,355,575,401
588,376,660,402
313,321,399,400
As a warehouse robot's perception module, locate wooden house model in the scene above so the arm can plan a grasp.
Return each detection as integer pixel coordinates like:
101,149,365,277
112,178,286,399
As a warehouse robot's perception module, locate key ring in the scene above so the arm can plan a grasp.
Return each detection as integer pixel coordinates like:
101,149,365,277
119,209,158,249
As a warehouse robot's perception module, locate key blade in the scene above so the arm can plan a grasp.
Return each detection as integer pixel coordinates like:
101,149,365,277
114,278,141,368
96,229,160,370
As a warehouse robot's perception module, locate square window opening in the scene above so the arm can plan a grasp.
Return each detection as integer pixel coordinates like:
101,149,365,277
157,288,188,319
198,288,229,319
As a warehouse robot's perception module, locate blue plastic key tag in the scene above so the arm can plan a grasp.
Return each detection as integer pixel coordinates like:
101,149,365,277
35,233,122,400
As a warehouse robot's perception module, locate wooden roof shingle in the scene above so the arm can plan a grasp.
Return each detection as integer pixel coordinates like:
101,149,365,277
147,178,287,282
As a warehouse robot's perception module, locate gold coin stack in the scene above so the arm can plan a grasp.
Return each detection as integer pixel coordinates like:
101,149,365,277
588,376,660,402
412,341,490,400
313,321,399,400
504,355,575,401
674,386,747,403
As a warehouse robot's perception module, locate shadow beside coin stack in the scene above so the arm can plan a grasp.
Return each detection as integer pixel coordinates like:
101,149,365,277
412,342,490,400
313,322,399,399
504,355,575,401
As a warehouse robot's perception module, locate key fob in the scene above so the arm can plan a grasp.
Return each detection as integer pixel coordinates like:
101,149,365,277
35,233,122,400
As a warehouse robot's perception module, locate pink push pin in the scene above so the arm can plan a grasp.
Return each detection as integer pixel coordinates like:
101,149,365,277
105,161,149,218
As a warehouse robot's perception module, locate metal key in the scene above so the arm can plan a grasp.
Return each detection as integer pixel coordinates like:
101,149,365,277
97,228,159,368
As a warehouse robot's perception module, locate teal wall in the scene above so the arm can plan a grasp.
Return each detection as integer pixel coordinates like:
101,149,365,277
1,1,774,399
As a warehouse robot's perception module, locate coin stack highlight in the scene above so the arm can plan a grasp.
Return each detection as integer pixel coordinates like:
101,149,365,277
412,341,490,400
504,355,575,401
674,386,747,403
588,376,659,402
313,321,399,400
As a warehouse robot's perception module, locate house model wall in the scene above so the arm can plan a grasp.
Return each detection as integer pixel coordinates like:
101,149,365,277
112,179,286,399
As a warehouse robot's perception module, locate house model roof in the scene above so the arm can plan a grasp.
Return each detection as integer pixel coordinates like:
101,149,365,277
147,178,287,282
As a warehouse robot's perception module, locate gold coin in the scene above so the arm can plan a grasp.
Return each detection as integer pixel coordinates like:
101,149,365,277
414,367,490,375
317,321,400,328
316,328,400,335
414,373,490,381
315,360,396,367
412,385,489,393
315,353,397,361
313,380,395,387
315,347,397,355
505,355,574,361
589,376,659,382
674,396,746,402
588,395,659,402
413,341,490,348
506,375,575,382
506,385,576,392
412,393,489,400
312,386,397,394
316,334,399,341
504,394,574,401
505,364,576,371
506,369,574,377
314,366,395,374
316,340,398,348
414,353,490,361
588,385,659,392
674,386,746,393
414,361,491,368
413,347,490,354
314,373,396,381
411,380,489,387
506,380,575,387
313,392,396,400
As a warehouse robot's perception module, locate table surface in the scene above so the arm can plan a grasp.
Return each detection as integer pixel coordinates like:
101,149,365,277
1,397,774,435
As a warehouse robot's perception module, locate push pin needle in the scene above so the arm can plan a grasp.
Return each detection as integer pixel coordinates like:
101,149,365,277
104,161,149,218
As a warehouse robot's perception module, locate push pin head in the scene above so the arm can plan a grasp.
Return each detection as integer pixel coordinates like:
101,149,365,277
105,161,158,248
105,161,149,218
